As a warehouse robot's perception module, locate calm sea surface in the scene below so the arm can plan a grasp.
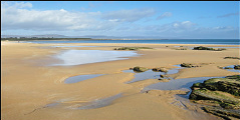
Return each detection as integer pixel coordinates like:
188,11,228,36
25,39,239,45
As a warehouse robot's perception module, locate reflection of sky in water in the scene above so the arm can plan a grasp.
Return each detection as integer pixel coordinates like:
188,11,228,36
143,77,222,92
224,65,240,73
124,64,183,83
50,50,139,66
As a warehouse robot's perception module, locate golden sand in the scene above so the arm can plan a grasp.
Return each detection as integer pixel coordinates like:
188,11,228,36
1,41,239,120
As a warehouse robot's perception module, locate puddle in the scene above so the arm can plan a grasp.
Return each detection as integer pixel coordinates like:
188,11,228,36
123,65,183,83
123,70,165,83
50,50,139,66
77,93,122,110
223,65,240,73
65,74,104,84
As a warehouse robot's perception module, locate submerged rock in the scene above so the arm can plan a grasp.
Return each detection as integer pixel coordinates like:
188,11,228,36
132,66,148,72
189,75,240,119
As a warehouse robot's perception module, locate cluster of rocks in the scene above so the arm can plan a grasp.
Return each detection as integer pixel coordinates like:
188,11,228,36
114,47,152,50
152,67,168,73
193,46,226,51
189,75,240,119
131,66,169,73
130,66,170,80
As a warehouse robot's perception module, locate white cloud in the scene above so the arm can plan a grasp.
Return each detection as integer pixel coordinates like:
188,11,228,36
1,2,156,32
157,12,172,20
101,8,156,22
1,2,121,31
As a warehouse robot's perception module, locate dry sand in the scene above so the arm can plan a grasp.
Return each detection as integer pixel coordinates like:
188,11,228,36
1,41,239,120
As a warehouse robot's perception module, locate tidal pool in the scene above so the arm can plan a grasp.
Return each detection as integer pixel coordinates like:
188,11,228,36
223,65,240,73
123,65,183,83
50,50,139,66
143,77,221,92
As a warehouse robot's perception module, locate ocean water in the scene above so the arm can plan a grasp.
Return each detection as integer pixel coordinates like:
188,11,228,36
24,39,239,45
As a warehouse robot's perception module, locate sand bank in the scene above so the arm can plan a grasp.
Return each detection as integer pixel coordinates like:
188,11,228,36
1,41,239,120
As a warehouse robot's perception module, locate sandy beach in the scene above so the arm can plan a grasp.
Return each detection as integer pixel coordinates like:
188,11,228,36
1,41,239,120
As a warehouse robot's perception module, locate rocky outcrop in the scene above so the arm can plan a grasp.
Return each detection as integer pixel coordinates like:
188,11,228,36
132,66,149,72
189,75,240,119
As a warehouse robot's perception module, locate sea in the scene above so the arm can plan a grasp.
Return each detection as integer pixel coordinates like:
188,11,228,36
24,39,239,45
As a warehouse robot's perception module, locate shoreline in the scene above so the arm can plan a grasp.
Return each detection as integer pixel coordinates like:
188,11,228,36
1,41,239,120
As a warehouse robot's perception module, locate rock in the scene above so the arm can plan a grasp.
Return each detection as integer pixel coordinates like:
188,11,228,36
193,46,226,51
224,67,233,69
202,106,240,119
234,65,240,69
189,89,240,105
189,75,240,119
224,57,240,60
160,75,166,78
132,66,148,72
180,63,200,68
114,47,152,50
191,83,204,90
193,46,214,50
152,67,168,72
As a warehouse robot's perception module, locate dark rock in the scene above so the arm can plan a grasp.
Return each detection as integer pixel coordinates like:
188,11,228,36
193,46,226,51
234,65,240,70
114,47,152,50
180,63,200,68
132,66,148,72
152,67,168,72
193,46,214,50
224,57,240,60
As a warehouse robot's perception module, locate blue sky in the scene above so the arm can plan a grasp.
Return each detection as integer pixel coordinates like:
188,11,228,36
1,1,239,39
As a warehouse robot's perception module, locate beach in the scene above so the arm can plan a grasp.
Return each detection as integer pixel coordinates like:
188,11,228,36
1,41,239,120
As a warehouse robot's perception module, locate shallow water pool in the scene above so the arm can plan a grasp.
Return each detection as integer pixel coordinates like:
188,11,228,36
50,50,139,66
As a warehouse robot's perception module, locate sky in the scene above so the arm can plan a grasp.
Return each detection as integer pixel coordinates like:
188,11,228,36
1,1,239,39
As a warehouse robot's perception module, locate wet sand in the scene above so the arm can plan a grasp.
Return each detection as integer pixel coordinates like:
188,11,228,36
1,41,239,120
